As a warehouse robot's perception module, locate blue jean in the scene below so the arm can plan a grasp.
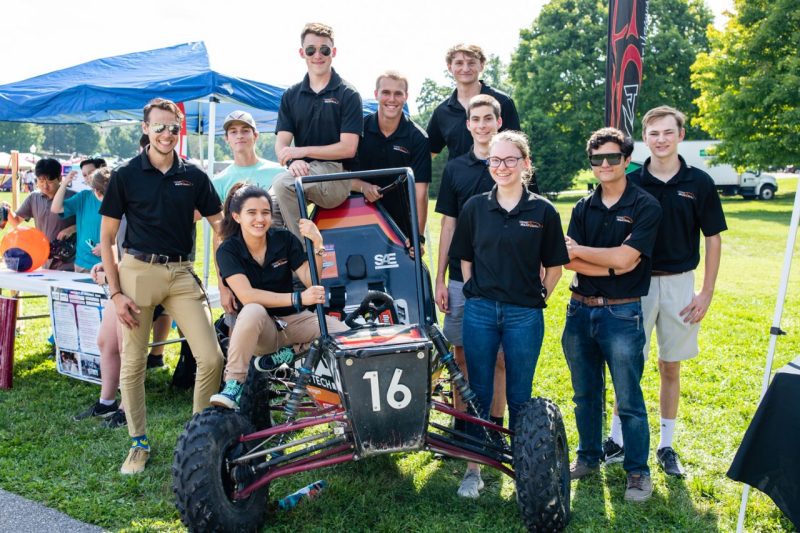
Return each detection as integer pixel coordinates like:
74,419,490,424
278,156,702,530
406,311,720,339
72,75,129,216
561,299,650,475
462,297,545,437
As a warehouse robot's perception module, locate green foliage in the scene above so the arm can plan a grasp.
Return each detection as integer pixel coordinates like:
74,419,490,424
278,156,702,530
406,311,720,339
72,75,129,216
0,122,45,152
415,75,453,128
692,0,800,169
42,124,102,155
105,126,142,159
482,55,515,96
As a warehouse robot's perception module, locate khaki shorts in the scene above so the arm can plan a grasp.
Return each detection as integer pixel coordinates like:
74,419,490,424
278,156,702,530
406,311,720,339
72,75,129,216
641,271,700,362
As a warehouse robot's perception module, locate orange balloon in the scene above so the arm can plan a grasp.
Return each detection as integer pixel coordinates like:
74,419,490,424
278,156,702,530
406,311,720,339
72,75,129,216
1,227,51,272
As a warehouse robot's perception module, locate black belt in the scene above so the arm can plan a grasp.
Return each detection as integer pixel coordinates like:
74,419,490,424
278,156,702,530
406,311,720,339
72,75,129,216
571,294,640,307
127,249,186,264
652,270,683,277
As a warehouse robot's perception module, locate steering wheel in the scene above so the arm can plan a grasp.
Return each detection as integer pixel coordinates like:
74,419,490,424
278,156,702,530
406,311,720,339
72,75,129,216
344,291,399,328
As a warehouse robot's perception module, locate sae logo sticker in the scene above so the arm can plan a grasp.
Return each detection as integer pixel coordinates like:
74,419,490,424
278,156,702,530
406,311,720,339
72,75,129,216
374,253,399,270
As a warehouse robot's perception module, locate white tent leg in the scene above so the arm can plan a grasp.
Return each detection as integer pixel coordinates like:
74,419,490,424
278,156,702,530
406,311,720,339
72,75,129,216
735,176,800,533
203,97,217,289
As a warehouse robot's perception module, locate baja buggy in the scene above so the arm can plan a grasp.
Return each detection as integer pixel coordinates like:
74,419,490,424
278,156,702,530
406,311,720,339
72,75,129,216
172,168,571,532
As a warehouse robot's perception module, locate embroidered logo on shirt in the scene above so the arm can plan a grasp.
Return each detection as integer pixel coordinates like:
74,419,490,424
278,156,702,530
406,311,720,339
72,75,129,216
323,98,340,105
518,220,542,229
173,179,193,187
392,145,410,155
616,215,633,224
271,258,288,268
677,190,696,200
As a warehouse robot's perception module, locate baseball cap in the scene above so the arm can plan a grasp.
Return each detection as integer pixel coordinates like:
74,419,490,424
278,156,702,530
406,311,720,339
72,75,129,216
223,110,257,132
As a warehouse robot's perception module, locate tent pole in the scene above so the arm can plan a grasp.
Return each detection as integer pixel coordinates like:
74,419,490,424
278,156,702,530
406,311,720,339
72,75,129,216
735,175,800,533
203,97,218,289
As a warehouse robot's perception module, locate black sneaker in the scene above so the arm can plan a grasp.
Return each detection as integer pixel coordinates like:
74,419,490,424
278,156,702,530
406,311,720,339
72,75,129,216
73,400,118,421
602,437,625,465
102,409,128,429
657,446,685,477
146,354,164,369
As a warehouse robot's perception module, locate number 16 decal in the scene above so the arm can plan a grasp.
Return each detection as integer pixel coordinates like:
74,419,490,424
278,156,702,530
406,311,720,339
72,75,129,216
363,369,412,411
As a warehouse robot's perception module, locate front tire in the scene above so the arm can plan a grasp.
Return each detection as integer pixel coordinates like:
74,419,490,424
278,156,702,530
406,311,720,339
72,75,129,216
759,184,776,200
513,397,570,532
173,409,267,533
240,357,275,430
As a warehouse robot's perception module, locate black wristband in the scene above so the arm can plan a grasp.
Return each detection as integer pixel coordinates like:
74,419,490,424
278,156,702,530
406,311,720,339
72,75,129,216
418,234,426,245
292,290,303,312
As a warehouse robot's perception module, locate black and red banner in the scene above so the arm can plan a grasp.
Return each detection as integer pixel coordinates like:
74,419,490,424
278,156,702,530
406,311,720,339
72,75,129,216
605,0,648,137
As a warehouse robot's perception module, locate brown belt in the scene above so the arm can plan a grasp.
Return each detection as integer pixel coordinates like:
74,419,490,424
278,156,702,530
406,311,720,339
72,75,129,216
652,270,682,277
571,294,640,307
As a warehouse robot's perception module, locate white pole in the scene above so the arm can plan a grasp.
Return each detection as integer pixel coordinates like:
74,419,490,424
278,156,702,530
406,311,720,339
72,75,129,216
735,176,800,533
203,97,217,288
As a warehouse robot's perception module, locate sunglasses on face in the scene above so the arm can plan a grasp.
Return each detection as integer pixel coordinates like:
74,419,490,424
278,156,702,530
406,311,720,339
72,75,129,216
148,122,181,135
487,156,524,169
589,153,625,166
304,45,332,57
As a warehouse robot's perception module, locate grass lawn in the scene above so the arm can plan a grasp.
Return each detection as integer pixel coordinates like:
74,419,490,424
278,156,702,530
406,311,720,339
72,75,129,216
1,180,799,532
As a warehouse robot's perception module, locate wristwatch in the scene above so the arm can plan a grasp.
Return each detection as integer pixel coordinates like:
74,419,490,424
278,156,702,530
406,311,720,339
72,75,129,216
314,245,326,257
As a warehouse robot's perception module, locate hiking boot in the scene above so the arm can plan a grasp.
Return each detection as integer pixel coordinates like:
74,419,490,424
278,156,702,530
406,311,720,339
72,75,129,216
73,400,118,421
624,472,653,502
657,447,685,477
210,380,243,409
102,409,128,429
570,459,599,480
120,447,150,475
457,469,484,499
146,354,164,369
602,436,625,465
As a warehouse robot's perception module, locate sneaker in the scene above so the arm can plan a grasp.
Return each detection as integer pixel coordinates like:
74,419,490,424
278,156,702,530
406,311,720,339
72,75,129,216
73,400,118,421
120,446,150,475
570,459,600,480
624,472,653,502
254,346,295,372
210,380,243,409
146,354,164,369
457,469,484,499
657,447,685,477
602,436,625,465
102,409,128,429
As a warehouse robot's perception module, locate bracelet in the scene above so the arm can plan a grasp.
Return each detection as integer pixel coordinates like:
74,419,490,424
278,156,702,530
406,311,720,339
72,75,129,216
109,291,122,300
418,234,426,245
314,245,326,257
292,290,303,312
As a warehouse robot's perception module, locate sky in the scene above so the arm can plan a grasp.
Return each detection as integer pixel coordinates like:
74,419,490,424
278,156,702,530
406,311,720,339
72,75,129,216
3,0,734,113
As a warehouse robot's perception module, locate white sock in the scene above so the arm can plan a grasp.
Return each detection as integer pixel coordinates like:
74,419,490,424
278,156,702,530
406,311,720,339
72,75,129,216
659,418,676,450
99,398,116,406
610,414,624,446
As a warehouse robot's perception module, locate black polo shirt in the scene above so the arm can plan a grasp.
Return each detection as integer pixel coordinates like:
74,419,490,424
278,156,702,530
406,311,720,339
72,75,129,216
353,112,431,238
628,155,727,272
426,81,520,159
100,150,221,257
216,229,306,316
275,68,363,169
434,149,495,282
567,179,662,299
450,186,569,308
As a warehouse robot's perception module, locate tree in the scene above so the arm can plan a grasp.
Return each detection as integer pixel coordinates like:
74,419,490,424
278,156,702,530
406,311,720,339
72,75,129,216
42,124,102,155
106,126,141,158
0,122,45,152
415,76,452,128
509,0,716,192
692,0,800,169
483,54,514,96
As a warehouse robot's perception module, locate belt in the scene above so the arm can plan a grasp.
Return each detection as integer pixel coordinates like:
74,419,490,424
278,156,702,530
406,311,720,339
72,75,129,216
571,294,640,307
652,270,682,277
127,249,186,264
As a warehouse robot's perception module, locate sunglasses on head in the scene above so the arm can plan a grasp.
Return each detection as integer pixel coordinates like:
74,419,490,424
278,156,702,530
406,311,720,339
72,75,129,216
589,153,625,166
148,122,181,135
304,45,332,57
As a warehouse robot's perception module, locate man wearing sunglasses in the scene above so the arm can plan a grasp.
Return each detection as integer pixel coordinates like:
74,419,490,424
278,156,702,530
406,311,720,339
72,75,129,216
427,44,520,161
562,127,661,502
352,71,431,241
99,98,225,475
272,22,362,245
600,106,725,478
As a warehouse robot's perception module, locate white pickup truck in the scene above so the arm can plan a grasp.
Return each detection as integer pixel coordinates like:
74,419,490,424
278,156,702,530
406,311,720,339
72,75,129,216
631,140,778,200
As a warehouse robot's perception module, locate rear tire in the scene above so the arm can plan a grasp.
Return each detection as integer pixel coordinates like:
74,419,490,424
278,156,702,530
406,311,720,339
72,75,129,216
513,397,570,532
173,409,267,533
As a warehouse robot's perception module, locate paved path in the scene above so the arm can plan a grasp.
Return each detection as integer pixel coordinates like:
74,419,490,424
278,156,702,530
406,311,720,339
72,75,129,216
0,489,105,532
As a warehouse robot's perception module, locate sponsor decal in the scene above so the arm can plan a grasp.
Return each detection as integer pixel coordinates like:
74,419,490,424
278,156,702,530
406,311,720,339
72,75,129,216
173,179,193,187
519,220,542,229
677,190,696,200
374,253,399,270
392,145,410,155
616,215,633,224
323,97,340,105
271,258,288,268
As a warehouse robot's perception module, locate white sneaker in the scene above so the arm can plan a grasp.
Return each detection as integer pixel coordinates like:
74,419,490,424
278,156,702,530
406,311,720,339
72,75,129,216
457,469,484,499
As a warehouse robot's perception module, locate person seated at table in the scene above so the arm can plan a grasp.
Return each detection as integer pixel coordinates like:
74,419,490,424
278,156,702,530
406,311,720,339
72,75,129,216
50,167,109,273
210,183,348,409
3,158,76,270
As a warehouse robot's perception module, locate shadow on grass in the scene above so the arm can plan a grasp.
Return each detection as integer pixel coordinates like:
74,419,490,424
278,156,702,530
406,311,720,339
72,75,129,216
721,195,796,225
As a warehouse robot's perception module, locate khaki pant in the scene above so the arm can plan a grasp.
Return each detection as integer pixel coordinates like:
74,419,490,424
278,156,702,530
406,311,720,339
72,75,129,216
272,161,351,247
224,304,348,382
118,254,223,437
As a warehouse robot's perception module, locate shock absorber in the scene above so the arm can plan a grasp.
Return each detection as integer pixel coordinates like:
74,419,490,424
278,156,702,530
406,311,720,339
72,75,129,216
283,338,322,420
